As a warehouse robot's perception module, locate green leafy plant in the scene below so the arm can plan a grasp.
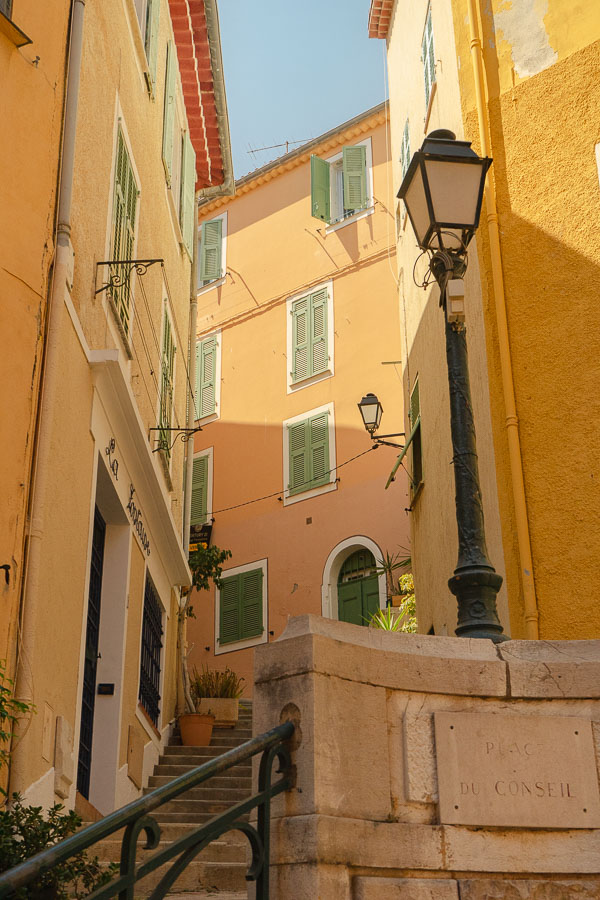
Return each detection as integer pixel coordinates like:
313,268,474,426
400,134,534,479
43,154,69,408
190,665,245,703
375,548,411,602
0,661,31,798
368,573,417,634
0,794,117,899
179,544,233,712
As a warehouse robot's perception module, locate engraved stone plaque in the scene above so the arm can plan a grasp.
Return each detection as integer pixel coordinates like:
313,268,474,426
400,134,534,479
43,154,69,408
434,712,600,828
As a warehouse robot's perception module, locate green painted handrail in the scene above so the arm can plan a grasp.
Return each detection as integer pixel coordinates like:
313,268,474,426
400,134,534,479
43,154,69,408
0,720,294,899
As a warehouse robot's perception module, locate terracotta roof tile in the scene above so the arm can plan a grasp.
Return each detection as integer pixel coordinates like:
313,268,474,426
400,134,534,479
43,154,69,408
368,0,394,39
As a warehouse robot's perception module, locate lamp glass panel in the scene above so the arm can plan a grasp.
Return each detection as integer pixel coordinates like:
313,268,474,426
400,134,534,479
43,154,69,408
404,163,430,247
424,159,483,228
360,399,381,428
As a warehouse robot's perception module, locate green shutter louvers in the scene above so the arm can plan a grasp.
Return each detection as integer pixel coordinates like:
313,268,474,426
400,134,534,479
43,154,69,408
195,336,217,419
145,0,160,96
159,311,176,456
162,41,176,184
219,569,264,645
342,145,368,212
311,155,330,223
199,218,223,284
110,129,137,335
180,131,196,257
288,411,331,496
190,455,208,526
291,289,328,383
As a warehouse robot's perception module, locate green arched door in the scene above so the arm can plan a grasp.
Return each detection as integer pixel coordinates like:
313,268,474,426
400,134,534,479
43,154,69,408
337,549,380,626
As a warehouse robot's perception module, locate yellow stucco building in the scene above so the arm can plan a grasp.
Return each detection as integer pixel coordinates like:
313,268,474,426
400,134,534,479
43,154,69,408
2,0,232,814
369,0,600,640
187,105,412,692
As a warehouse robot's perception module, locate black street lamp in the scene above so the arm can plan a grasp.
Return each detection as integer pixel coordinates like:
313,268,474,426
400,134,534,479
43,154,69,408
398,129,506,642
358,393,404,449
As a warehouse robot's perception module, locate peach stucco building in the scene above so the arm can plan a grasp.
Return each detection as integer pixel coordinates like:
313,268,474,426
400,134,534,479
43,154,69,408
2,0,232,815
187,104,411,694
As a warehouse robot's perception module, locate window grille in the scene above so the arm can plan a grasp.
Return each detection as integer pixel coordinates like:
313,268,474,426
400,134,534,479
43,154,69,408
139,574,163,726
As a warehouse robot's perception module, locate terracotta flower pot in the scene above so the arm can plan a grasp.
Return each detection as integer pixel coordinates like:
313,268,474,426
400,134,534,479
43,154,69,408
179,712,215,746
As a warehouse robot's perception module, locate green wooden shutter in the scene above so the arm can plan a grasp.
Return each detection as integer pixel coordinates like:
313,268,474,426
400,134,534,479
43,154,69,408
162,41,176,184
311,155,330,223
291,297,309,382
309,413,330,488
338,581,363,625
159,312,176,455
240,569,263,639
409,378,420,427
194,340,202,419
310,289,328,375
219,575,240,645
199,218,222,283
288,421,308,495
145,0,160,95
198,336,217,417
342,145,367,212
190,455,208,527
180,131,196,258
111,130,137,335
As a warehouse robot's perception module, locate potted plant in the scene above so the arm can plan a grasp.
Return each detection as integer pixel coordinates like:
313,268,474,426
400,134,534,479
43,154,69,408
190,666,245,728
178,707,215,747
375,548,411,606
176,544,231,742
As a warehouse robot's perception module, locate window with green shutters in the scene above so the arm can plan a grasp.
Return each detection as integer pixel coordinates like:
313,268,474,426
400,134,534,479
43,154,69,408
422,6,436,109
134,0,159,96
195,335,218,419
159,308,176,458
180,131,196,258
291,288,328,383
400,119,411,179
409,377,423,493
110,129,138,336
198,217,224,286
287,412,331,496
219,568,264,646
190,454,209,527
310,142,370,225
162,41,177,185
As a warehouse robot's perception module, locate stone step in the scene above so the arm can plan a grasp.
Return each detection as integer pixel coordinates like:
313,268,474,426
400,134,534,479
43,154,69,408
148,774,251,791
130,859,247,894
144,786,249,803
161,746,252,760
150,812,250,825
158,798,251,815
166,893,246,900
154,763,252,778
94,836,247,865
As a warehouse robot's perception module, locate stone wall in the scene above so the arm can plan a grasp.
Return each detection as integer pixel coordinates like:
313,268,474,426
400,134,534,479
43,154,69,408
253,615,600,898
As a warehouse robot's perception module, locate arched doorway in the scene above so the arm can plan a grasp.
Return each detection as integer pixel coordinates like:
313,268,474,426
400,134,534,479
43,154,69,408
321,536,386,621
337,549,380,626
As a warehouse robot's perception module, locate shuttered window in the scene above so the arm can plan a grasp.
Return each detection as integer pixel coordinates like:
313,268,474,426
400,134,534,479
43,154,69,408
422,6,436,109
219,568,264,645
190,455,208,527
401,119,411,179
180,131,196,258
144,0,160,96
409,378,423,492
291,288,328,382
198,218,223,285
159,309,176,458
195,335,217,419
162,41,176,185
288,412,331,496
310,144,368,224
110,129,138,336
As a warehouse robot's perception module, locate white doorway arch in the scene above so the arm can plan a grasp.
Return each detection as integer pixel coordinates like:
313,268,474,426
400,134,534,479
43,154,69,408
321,535,386,621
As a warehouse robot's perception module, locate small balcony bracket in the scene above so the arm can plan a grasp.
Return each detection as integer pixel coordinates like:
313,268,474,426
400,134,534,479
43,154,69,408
95,259,164,297
149,426,202,453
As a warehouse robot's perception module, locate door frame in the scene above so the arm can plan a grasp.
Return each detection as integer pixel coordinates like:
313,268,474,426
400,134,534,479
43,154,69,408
321,536,386,620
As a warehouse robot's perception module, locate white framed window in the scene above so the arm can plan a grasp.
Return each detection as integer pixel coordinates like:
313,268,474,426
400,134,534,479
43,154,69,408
190,447,213,537
194,330,221,422
162,40,196,258
422,5,436,111
157,296,176,462
282,402,337,506
286,280,334,392
215,558,268,655
310,138,374,231
197,211,227,292
133,0,160,96
399,118,411,228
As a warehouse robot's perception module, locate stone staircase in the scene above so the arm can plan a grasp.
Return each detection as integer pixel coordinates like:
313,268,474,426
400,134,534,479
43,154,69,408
96,702,253,898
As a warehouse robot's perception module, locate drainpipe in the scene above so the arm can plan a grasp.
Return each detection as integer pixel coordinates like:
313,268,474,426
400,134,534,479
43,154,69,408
466,0,539,639
11,0,86,794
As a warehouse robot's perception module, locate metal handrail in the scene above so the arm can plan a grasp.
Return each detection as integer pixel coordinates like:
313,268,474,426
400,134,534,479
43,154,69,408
0,720,294,899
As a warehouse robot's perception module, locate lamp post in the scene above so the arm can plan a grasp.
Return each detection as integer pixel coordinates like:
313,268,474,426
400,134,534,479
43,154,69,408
398,129,506,642
357,393,404,449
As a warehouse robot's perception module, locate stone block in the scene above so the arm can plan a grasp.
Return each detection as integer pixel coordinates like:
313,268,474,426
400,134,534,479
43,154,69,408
458,879,600,899
354,877,459,899
256,616,507,697
272,863,351,900
500,640,600,698
403,709,437,803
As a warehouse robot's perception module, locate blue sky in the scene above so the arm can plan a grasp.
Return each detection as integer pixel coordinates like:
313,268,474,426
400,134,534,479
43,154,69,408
217,0,387,179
